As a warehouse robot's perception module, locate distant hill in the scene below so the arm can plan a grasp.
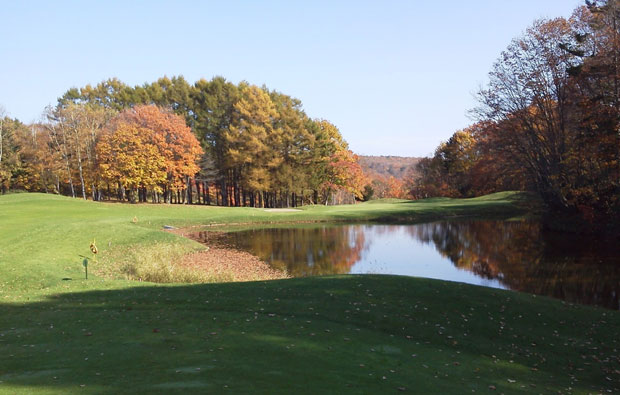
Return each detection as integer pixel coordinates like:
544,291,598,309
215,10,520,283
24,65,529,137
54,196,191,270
358,155,422,180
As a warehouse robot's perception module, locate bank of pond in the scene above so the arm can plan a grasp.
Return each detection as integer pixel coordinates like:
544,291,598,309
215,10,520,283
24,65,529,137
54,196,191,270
192,219,620,310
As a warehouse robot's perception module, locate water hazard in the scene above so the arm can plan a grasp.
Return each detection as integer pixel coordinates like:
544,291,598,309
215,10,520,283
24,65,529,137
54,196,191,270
195,221,620,310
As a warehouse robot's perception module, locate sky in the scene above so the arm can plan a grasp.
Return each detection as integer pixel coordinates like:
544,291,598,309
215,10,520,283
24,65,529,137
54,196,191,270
1,0,583,157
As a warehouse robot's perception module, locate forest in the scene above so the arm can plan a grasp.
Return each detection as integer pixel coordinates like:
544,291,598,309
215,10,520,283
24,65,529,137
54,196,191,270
410,1,620,230
0,78,367,207
359,155,421,199
1,1,619,228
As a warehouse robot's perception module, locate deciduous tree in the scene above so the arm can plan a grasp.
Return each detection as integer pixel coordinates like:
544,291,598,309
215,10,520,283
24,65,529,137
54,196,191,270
97,123,167,202
115,105,203,202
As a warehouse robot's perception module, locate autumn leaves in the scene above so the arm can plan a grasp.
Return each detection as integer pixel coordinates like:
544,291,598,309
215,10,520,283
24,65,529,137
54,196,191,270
414,2,620,227
1,77,369,206
97,105,202,203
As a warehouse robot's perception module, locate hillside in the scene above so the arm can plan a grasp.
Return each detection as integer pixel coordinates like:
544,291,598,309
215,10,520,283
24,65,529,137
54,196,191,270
359,155,422,180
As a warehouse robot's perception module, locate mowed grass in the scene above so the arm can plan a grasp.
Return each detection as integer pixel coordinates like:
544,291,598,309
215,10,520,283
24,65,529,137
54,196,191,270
0,191,531,298
0,193,618,394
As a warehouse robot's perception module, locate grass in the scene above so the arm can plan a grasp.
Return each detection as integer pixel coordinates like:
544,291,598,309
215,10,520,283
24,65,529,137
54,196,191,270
0,191,531,294
0,192,617,394
99,242,233,284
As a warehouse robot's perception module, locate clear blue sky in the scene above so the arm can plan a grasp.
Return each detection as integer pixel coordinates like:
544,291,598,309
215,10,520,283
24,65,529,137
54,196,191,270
1,0,582,157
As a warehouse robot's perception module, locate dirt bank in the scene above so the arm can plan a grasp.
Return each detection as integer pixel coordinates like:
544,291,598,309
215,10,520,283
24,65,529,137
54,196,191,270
169,229,289,282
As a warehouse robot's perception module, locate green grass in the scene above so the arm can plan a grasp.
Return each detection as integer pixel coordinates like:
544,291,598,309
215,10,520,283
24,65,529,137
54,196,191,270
0,191,530,295
0,192,617,394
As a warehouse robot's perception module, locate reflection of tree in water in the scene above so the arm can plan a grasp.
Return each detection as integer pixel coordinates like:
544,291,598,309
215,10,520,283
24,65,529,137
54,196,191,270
223,226,367,276
407,221,620,310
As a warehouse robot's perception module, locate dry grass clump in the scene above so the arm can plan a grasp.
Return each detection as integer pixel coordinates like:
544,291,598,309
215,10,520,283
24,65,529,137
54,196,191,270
98,239,288,284
99,243,232,283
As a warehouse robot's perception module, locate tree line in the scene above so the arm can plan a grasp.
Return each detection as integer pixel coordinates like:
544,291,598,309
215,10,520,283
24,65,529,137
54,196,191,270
410,1,620,229
0,78,368,207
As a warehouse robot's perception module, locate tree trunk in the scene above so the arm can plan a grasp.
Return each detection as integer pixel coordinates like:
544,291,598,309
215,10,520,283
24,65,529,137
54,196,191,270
76,146,87,200
67,163,75,198
186,177,193,204
220,179,228,206
195,179,201,205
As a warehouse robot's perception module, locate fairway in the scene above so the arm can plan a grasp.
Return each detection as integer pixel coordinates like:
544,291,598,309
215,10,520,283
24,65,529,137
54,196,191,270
0,193,618,394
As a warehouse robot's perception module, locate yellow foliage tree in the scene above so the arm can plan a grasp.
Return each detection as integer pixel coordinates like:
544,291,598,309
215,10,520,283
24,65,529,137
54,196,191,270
96,123,166,201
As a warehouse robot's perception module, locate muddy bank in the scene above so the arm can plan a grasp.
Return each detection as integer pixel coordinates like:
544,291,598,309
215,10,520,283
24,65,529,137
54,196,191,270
169,229,289,282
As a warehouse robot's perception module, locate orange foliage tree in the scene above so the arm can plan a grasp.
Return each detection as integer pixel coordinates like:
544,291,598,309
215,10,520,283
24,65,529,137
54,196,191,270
115,105,203,202
323,148,368,204
96,123,167,202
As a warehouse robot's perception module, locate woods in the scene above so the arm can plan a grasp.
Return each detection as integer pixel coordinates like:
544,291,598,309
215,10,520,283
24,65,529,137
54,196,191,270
2,1,619,223
412,1,620,228
0,78,367,207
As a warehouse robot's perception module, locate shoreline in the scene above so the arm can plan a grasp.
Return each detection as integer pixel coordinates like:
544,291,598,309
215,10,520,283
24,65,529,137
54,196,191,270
169,229,289,282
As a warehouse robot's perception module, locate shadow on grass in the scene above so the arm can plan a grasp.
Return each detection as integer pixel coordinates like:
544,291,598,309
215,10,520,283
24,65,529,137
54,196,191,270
0,276,618,394
370,204,530,224
395,192,537,205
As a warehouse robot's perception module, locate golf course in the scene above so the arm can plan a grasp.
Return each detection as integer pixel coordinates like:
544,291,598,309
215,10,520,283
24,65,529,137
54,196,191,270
0,192,618,394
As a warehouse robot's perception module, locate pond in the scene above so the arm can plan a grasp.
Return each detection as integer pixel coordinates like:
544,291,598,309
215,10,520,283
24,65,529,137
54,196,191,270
195,220,620,310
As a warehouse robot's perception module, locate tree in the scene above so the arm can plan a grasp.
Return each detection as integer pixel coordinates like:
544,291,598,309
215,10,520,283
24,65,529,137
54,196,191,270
97,123,167,202
467,120,528,196
269,90,315,207
12,123,64,194
434,127,478,197
0,112,29,193
322,147,367,204
223,84,281,206
471,5,620,225
52,76,361,207
306,119,347,203
59,78,135,111
408,125,479,198
45,103,114,199
475,17,581,211
0,106,5,167
190,77,240,206
115,105,203,203
562,1,620,221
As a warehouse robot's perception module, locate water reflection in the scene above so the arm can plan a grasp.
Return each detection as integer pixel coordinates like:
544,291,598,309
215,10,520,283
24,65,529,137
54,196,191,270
409,221,619,310
220,226,367,277
210,221,619,310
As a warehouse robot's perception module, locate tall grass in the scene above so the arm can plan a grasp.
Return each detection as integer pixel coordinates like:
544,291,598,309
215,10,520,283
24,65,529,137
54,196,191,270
98,243,233,284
